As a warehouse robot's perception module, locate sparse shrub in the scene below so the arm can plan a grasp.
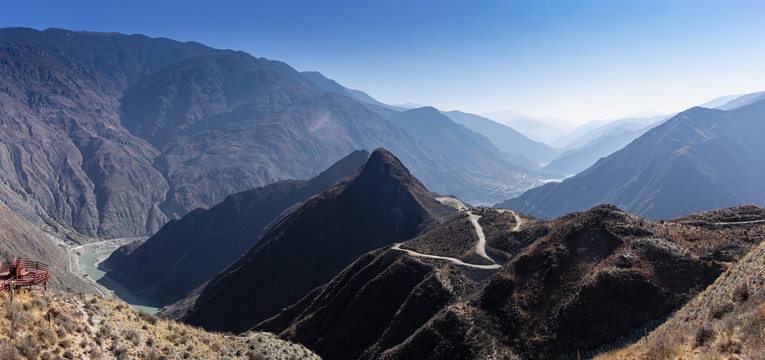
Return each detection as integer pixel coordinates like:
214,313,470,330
710,301,735,319
697,351,720,360
16,334,41,360
124,328,139,341
58,340,71,349
62,350,73,359
169,333,180,345
37,328,56,345
247,351,266,360
55,314,77,334
733,284,749,302
88,346,104,360
645,334,682,360
146,337,155,347
32,298,47,309
147,349,166,360
55,327,66,338
98,325,112,338
112,346,128,360
0,339,23,360
695,323,716,347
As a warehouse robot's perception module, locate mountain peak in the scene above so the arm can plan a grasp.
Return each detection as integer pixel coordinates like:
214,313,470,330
179,148,457,332
365,147,411,176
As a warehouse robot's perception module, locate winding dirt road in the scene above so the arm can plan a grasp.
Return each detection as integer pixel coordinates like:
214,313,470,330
497,209,522,231
713,219,765,226
435,197,471,211
468,213,492,263
392,207,526,270
391,243,501,269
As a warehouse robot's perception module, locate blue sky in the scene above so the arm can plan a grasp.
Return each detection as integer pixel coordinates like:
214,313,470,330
3,0,765,123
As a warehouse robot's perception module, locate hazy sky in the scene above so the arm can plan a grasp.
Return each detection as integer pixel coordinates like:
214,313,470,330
3,0,765,123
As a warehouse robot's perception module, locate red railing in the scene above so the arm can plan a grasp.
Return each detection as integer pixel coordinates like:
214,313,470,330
0,258,49,291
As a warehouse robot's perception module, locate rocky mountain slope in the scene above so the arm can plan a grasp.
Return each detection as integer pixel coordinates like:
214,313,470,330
0,27,540,237
0,201,90,293
105,150,369,304
174,148,457,332
499,100,765,220
0,27,213,237
597,206,765,359
300,70,396,110
0,290,318,360
254,205,765,359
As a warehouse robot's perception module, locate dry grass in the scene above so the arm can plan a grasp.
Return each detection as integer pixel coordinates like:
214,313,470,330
0,290,320,359
594,241,765,360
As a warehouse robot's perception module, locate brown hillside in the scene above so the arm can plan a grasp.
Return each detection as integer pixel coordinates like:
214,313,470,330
596,226,765,359
258,205,765,359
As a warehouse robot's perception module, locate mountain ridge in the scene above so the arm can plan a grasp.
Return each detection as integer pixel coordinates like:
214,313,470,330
499,99,765,220
105,150,370,304
175,148,458,332
0,27,542,237
254,205,765,359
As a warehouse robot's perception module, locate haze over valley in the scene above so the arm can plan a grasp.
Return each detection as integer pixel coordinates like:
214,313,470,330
1,1,765,359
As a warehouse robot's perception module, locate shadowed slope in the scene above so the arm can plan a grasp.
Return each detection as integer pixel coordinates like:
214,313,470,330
256,205,765,359
178,148,456,332
106,150,369,303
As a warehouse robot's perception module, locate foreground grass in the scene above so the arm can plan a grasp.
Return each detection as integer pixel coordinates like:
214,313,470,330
0,290,319,359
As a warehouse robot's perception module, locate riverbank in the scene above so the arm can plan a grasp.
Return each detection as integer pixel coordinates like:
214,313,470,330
71,237,163,314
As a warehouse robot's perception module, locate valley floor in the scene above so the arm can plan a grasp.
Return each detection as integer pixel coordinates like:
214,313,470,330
68,238,163,313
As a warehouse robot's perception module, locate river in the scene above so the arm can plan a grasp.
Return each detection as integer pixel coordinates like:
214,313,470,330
78,248,163,314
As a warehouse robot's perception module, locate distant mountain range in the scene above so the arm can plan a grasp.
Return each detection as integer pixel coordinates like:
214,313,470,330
482,110,576,144
172,148,457,332
0,27,545,237
104,150,369,304
542,121,658,175
300,72,550,197
500,99,765,219
442,110,559,166
550,114,668,150
714,91,765,111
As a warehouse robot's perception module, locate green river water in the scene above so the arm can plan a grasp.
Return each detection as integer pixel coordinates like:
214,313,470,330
78,248,162,314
